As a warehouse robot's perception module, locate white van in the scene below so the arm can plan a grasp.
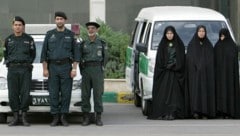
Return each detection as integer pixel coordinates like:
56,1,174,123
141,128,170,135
125,6,235,115
0,24,93,123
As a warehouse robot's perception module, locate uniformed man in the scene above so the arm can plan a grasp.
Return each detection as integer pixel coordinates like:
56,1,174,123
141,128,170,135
40,11,79,126
4,16,36,126
80,22,108,126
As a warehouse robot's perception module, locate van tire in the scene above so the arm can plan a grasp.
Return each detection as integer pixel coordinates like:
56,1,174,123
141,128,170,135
134,92,141,107
0,113,7,123
142,99,151,116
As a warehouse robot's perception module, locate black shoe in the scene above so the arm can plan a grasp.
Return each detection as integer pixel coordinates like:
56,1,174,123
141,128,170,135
193,113,199,119
8,112,19,126
82,112,90,126
60,114,69,126
167,114,175,120
162,115,169,120
50,114,59,126
22,112,30,126
96,113,103,126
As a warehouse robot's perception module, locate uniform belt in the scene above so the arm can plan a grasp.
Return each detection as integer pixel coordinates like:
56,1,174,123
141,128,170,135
48,58,71,65
84,61,102,67
8,63,31,67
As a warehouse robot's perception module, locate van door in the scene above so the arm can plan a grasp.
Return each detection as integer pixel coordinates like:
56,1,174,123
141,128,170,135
125,21,147,91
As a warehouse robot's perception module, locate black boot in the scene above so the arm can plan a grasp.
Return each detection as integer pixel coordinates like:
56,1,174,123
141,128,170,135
22,112,30,126
8,112,19,126
50,114,59,126
60,114,69,126
82,112,90,126
96,112,103,126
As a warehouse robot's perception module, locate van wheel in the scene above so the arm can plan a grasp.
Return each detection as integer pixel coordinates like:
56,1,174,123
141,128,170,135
0,113,7,123
134,93,141,107
142,99,151,116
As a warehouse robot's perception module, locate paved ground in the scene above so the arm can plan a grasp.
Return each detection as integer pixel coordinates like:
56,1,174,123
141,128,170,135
0,103,240,136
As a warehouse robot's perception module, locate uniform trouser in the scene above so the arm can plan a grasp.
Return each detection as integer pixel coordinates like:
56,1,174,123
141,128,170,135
81,66,104,113
48,63,73,114
7,66,32,112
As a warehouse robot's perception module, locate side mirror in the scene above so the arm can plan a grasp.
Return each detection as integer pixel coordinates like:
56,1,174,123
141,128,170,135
136,43,147,53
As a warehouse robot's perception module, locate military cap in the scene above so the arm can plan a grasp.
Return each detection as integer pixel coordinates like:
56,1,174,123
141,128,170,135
13,16,25,25
85,22,100,28
55,11,67,20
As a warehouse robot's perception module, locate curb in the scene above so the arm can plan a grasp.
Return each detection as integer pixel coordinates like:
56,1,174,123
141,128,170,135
102,91,134,104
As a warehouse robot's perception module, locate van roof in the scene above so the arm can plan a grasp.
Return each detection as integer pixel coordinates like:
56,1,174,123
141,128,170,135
136,6,226,22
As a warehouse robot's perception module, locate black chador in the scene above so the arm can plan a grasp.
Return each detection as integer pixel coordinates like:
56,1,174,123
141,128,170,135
214,28,240,118
148,26,185,120
185,25,215,119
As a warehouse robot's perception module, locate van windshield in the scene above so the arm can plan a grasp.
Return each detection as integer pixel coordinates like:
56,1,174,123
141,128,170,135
151,21,227,50
33,41,43,63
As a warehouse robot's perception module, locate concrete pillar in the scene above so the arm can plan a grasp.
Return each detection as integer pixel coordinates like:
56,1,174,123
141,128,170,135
89,0,105,22
234,0,240,43
229,0,239,43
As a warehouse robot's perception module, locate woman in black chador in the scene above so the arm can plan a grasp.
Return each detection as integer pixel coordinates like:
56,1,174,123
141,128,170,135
147,26,185,120
185,25,215,119
214,28,240,119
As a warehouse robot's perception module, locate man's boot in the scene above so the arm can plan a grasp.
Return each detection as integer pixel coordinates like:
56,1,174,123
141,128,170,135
60,114,69,126
82,112,90,126
50,114,59,126
22,112,30,126
95,112,103,126
8,112,19,126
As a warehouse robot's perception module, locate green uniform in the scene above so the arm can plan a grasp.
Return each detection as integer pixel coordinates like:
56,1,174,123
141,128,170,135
79,37,108,113
41,28,79,114
4,33,36,112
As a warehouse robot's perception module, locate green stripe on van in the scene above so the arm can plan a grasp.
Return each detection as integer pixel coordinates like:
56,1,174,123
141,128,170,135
139,53,148,75
126,47,132,67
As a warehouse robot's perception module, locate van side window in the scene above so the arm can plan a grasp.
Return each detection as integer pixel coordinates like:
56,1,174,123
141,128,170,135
130,22,139,47
139,22,147,43
144,23,152,44
142,23,152,55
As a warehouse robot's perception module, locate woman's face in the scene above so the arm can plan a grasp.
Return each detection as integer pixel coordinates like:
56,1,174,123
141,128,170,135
166,30,174,40
220,34,225,41
197,27,206,39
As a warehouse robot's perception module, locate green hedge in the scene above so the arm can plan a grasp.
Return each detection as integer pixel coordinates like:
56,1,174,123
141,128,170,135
80,20,130,78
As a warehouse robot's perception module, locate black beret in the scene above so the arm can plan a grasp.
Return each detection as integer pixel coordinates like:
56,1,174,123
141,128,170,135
85,22,100,28
13,16,25,25
55,11,67,20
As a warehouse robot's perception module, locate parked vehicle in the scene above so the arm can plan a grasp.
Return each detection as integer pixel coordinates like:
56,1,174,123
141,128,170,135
0,24,93,123
125,6,235,115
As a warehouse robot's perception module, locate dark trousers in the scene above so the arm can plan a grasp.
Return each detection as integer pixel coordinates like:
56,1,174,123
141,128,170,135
81,66,104,113
48,63,73,114
7,66,32,112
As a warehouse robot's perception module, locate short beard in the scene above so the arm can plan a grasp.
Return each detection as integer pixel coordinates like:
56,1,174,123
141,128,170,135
57,24,64,29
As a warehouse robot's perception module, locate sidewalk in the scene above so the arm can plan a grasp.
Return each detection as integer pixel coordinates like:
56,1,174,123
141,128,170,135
102,79,133,104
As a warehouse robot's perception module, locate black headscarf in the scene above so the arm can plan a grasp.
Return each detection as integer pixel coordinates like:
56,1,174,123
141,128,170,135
185,25,215,117
214,28,240,118
149,26,185,119
154,26,185,79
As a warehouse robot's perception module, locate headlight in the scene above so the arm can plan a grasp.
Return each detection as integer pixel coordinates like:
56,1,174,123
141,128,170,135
0,77,8,90
72,80,81,90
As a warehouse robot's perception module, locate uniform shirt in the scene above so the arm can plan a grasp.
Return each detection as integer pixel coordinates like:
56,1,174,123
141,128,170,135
80,37,108,66
40,28,80,62
4,33,36,64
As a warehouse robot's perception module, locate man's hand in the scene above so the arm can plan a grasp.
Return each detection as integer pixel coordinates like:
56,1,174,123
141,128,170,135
42,61,49,77
43,69,49,77
70,69,77,78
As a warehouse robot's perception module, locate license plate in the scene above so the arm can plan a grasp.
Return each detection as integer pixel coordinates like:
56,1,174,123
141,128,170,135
31,96,50,106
